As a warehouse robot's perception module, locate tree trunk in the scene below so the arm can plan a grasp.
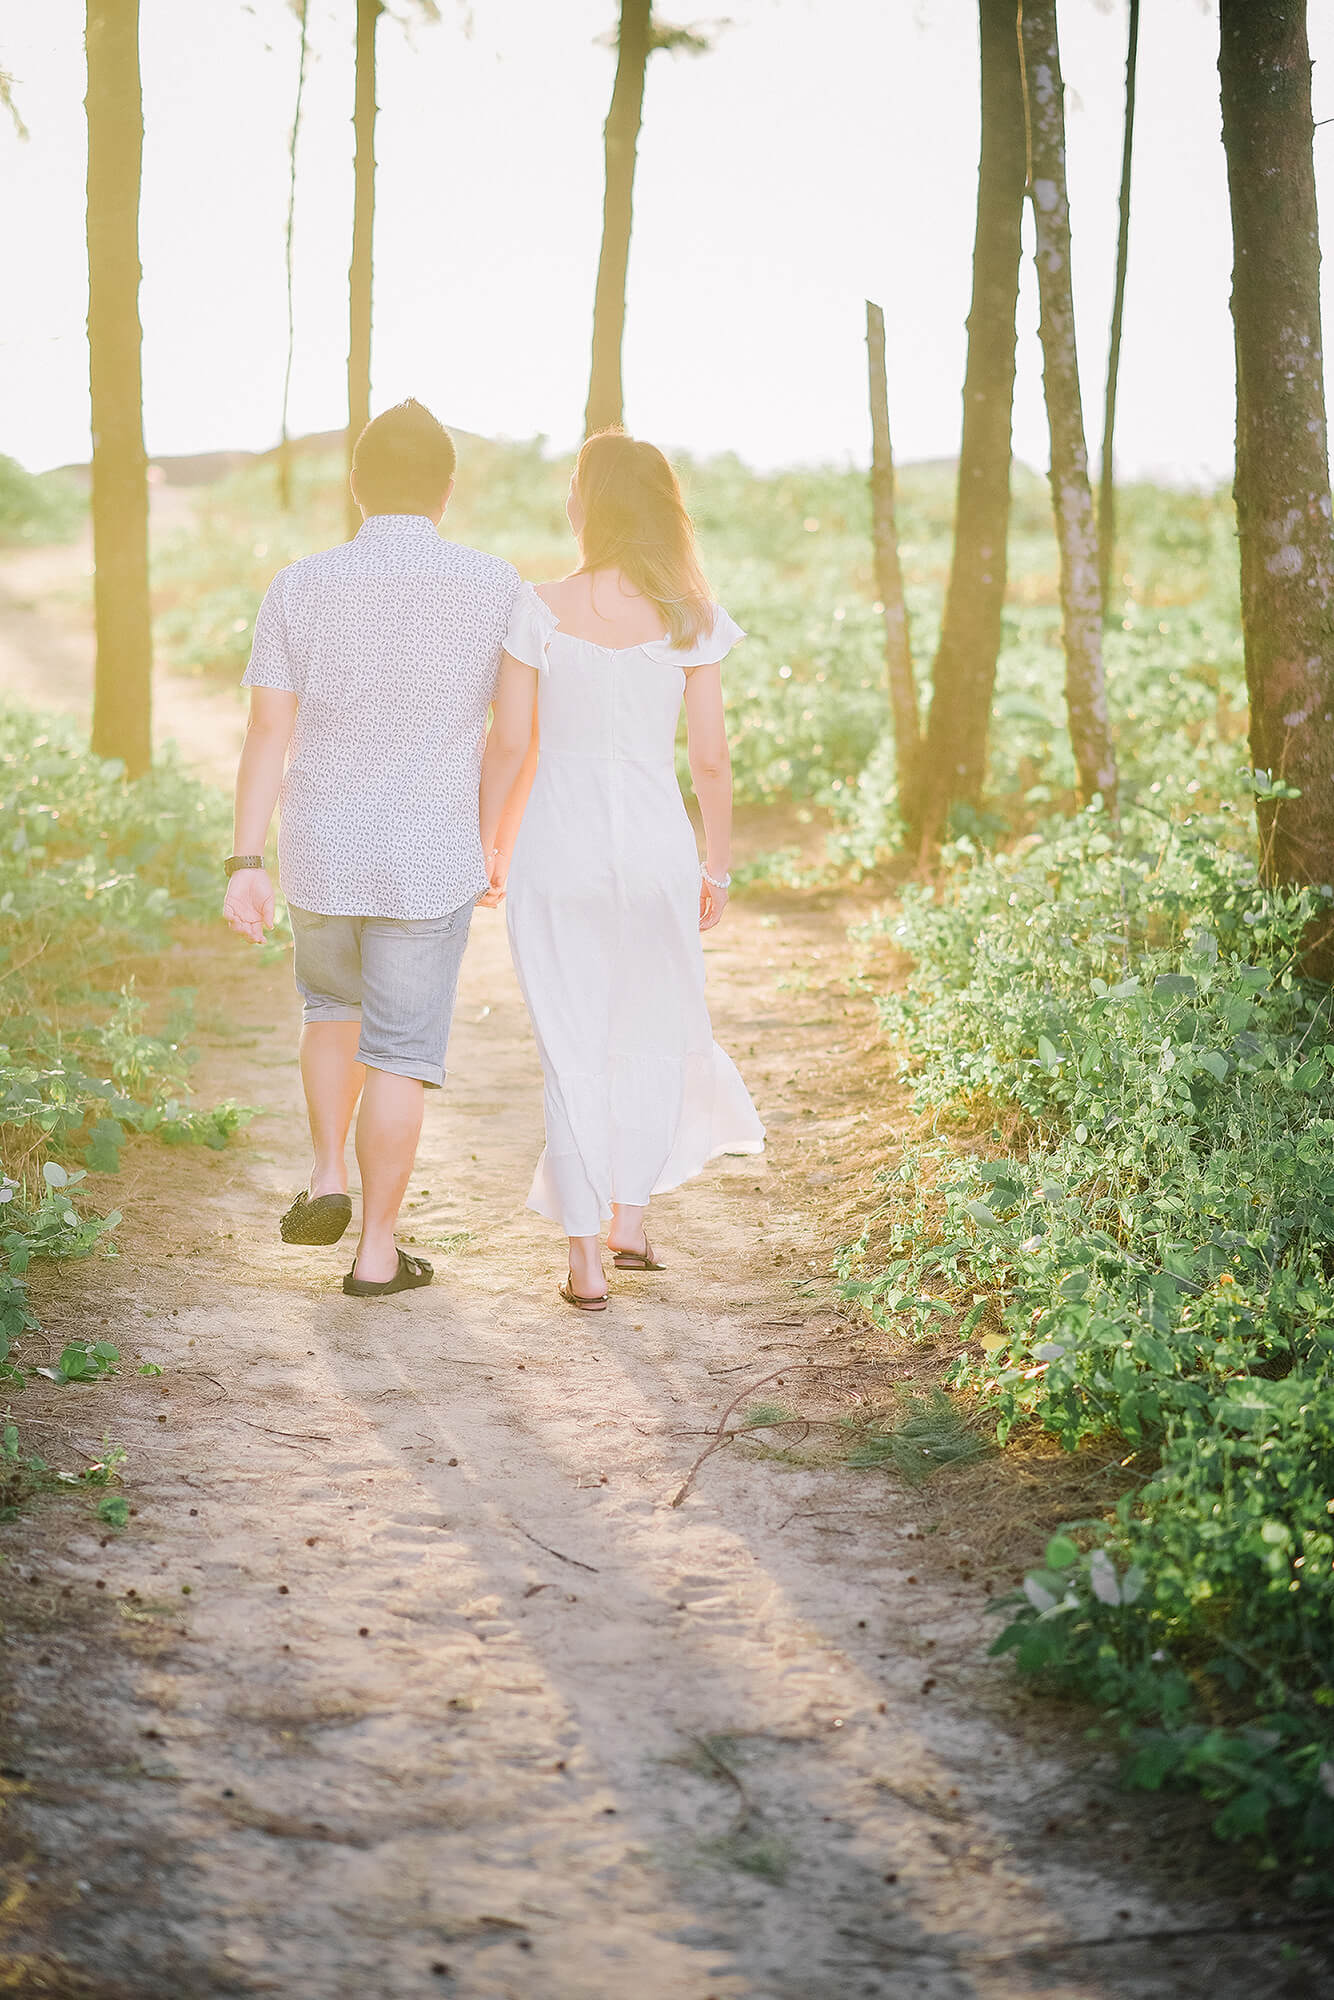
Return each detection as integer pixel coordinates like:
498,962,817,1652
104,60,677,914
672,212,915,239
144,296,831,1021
279,0,310,513
1020,0,1118,813
1097,0,1139,615
1220,0,1334,966
915,0,1027,851
584,0,651,437
865,301,921,831
85,0,152,779
347,0,382,537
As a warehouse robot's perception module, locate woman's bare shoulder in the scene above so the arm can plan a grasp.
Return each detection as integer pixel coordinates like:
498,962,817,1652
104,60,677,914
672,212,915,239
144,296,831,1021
532,575,583,614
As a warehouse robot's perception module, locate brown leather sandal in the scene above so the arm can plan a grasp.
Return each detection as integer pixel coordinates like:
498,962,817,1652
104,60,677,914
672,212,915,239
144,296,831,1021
559,1276,609,1312
611,1235,665,1271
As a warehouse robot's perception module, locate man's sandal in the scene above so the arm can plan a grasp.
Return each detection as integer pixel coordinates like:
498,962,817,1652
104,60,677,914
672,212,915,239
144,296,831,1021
559,1277,609,1313
611,1235,665,1271
281,1190,353,1246
343,1248,434,1298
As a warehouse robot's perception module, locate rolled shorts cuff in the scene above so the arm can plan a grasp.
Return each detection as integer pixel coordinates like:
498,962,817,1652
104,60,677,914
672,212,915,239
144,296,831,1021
301,1000,362,1025
358,1048,445,1090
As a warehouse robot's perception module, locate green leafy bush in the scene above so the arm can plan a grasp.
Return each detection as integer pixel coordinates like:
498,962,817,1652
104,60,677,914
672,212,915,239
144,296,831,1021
0,454,85,546
0,704,249,1449
846,797,1334,1878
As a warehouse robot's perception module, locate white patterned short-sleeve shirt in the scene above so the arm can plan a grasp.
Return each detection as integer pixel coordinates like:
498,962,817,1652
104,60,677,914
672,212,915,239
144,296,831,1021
243,514,520,918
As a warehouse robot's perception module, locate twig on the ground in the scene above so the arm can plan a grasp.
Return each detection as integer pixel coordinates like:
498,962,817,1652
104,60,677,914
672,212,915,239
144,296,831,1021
242,1423,332,1443
510,1523,599,1573
689,1734,758,1833
670,1362,838,1508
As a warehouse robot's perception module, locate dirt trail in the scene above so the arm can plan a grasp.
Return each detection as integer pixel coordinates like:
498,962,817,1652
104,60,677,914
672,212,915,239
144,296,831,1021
1,560,1328,1999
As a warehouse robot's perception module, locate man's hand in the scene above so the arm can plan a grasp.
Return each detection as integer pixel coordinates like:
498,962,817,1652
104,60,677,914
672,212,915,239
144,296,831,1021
476,847,508,909
223,868,276,944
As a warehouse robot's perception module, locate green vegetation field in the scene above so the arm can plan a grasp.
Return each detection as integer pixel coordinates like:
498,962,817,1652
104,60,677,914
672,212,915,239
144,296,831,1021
10,437,1331,1881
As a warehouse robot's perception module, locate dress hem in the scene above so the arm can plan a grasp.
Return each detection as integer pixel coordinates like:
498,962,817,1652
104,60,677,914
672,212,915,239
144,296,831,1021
524,1135,766,1233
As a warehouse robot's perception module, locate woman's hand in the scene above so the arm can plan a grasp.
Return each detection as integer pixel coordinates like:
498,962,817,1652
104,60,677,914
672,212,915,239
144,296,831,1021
476,847,509,908
699,875,729,932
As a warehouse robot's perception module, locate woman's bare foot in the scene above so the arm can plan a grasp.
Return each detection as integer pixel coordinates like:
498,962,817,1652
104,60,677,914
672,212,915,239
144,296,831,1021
567,1234,607,1302
606,1202,648,1259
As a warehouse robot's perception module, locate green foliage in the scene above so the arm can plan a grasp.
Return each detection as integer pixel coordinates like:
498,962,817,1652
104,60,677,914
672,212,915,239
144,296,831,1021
0,454,85,546
0,703,250,1480
848,795,1334,1876
847,1387,994,1483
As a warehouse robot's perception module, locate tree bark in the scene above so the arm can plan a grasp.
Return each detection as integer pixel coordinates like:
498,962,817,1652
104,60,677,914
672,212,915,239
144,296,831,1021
584,0,652,437
1020,0,1118,814
1219,0,1334,965
85,0,152,779
1097,0,1139,616
865,301,921,831
347,0,383,537
915,0,1027,851
279,0,310,513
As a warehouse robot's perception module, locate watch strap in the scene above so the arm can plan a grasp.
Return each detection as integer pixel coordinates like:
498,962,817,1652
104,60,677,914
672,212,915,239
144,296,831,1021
224,854,265,877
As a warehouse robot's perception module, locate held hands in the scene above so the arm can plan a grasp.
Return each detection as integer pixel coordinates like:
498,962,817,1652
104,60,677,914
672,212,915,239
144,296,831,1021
223,867,276,944
476,846,509,909
699,873,730,932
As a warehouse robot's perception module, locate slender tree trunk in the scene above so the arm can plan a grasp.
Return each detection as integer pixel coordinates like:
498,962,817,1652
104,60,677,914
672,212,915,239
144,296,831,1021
347,0,382,537
1097,0,1139,615
1220,0,1334,968
279,0,310,513
865,301,921,831
584,0,651,437
916,0,1026,851
1019,0,1118,813
85,0,152,778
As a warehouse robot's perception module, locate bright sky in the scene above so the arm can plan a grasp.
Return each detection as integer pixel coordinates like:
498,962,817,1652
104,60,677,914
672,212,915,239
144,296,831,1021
3,0,1333,482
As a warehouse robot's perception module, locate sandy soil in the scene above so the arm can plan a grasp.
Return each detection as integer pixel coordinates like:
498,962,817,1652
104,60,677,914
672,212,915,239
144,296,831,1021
1,545,1331,1999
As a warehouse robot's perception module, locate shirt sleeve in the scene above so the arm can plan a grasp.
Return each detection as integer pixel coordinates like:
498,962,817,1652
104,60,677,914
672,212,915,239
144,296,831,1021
502,582,558,674
241,575,298,692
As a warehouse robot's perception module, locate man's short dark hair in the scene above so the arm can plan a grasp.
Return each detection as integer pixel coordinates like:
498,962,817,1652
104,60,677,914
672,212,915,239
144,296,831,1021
351,399,457,515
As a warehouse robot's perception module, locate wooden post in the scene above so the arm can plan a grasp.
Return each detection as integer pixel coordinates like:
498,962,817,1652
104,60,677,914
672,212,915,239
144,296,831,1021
1097,0,1139,615
347,0,383,537
866,300,921,833
86,0,152,779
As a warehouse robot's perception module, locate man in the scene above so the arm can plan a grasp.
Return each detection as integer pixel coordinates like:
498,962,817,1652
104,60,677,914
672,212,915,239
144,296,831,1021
222,399,519,1297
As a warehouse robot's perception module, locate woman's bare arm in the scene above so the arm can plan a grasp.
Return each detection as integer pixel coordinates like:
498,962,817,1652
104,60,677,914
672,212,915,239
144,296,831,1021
478,654,538,898
684,662,733,931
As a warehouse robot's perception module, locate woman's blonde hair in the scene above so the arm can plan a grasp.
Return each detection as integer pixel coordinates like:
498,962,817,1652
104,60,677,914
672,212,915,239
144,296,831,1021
574,431,713,649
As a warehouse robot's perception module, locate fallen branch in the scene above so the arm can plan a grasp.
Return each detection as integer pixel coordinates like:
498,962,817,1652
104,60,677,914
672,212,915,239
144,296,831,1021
670,1362,837,1508
510,1523,599,1573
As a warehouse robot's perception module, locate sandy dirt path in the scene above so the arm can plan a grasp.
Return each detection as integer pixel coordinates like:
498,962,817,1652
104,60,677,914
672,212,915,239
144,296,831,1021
1,552,1329,1999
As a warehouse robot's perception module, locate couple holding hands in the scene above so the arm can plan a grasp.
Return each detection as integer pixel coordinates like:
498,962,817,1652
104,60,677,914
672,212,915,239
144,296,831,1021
223,400,763,1310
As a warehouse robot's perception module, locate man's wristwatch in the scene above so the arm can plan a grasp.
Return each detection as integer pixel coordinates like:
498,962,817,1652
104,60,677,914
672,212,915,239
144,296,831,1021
224,854,265,877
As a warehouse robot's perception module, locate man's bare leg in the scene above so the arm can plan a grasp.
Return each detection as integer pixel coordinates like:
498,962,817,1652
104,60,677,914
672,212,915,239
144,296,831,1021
300,1021,365,1198
353,1067,424,1283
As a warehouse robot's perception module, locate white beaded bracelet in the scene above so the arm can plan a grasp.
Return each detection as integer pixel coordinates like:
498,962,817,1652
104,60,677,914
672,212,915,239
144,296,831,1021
701,864,731,891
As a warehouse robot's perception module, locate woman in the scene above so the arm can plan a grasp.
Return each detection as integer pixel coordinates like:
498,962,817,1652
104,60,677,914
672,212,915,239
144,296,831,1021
479,432,764,1310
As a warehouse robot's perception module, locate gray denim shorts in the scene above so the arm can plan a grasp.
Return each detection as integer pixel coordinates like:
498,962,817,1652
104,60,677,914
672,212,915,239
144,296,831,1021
287,901,474,1088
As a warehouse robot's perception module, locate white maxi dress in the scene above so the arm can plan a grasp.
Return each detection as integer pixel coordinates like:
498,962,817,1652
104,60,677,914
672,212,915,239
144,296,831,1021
502,583,765,1237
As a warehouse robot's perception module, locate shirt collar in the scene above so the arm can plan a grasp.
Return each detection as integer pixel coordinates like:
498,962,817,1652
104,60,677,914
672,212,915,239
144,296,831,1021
355,513,441,538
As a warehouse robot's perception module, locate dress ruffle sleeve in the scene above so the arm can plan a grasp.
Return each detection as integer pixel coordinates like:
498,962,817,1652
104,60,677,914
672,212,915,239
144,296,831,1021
641,605,746,669
502,582,559,673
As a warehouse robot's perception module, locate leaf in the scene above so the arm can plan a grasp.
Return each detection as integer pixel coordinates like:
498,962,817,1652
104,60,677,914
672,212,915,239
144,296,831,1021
1198,1050,1229,1083
1089,1549,1121,1606
1109,977,1140,999
1023,1577,1058,1614
979,1333,1007,1353
1154,974,1197,998
97,1495,129,1529
963,1199,998,1227
1037,1035,1060,1071
85,1118,125,1175
41,1161,69,1188
1045,1535,1079,1571
1121,1564,1147,1605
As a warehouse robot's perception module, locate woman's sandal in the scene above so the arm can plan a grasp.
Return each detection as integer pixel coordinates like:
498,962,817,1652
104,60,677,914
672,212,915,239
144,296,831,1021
280,1190,353,1246
559,1276,609,1313
342,1248,434,1298
611,1234,665,1271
